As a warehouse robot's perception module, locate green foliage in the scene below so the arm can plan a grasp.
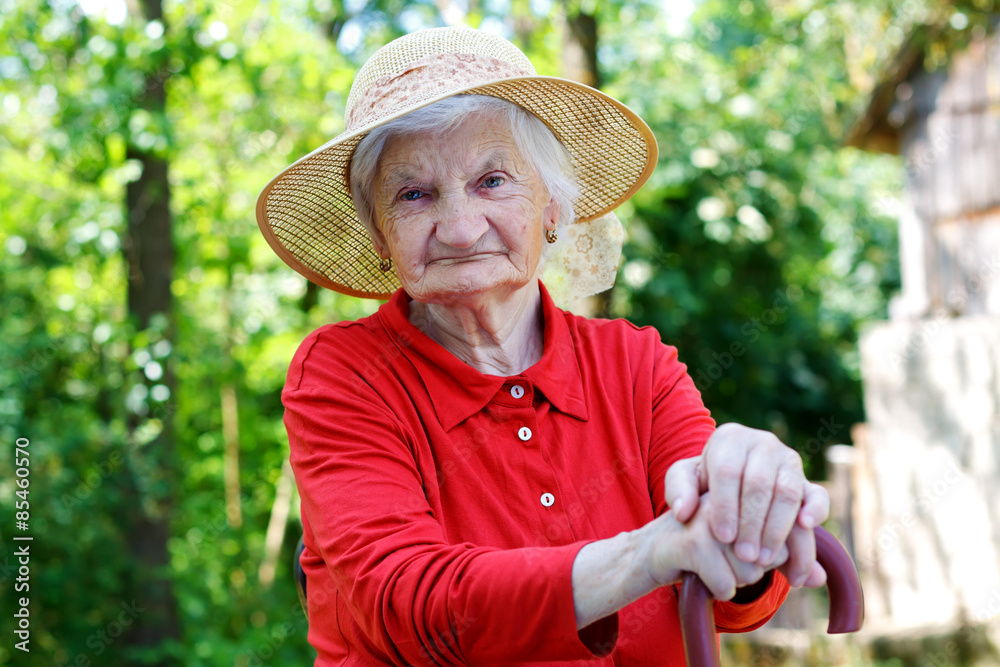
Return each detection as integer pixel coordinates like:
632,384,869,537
1,0,993,663
597,0,913,474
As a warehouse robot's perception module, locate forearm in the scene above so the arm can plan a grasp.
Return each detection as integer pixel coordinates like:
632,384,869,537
572,518,671,629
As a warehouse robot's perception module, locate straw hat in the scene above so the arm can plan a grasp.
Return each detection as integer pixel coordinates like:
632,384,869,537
255,26,657,301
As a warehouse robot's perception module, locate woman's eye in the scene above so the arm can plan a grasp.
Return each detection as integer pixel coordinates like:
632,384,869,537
400,190,423,201
482,175,505,188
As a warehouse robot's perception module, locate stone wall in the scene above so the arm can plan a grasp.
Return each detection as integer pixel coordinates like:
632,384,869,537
857,316,1000,631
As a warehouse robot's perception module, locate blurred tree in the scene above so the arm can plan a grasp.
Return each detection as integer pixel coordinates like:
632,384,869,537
561,0,600,87
600,0,906,475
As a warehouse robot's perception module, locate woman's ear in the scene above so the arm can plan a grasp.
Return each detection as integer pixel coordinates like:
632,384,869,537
364,218,391,259
542,196,560,232
372,235,391,259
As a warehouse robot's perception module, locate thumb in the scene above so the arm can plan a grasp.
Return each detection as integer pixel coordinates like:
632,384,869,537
797,482,830,530
664,456,704,523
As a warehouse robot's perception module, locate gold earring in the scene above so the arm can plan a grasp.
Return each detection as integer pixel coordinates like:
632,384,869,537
545,228,558,244
378,258,393,272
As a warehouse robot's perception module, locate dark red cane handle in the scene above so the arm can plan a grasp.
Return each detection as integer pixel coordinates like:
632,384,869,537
678,526,864,667
813,526,865,633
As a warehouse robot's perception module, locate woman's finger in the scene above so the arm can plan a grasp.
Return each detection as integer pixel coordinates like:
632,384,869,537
732,448,779,562
756,463,806,566
797,482,831,530
777,523,816,587
768,542,790,571
722,543,767,589
692,534,739,600
803,561,827,588
664,457,704,523
702,426,749,543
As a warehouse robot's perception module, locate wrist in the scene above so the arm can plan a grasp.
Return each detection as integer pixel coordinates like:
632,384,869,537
633,513,681,590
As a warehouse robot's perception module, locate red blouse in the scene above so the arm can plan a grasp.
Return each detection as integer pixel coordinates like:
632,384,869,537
284,282,788,666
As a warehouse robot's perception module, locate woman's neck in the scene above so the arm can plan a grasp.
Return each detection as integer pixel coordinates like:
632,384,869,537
408,280,544,377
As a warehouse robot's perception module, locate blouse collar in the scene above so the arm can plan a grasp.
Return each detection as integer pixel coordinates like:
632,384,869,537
377,281,589,431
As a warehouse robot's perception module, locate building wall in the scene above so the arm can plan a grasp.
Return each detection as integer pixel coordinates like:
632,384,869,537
891,32,1000,318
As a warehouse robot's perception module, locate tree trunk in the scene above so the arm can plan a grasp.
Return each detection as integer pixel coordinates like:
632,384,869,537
221,270,243,529
561,5,600,88
121,0,181,659
222,384,243,529
258,458,297,588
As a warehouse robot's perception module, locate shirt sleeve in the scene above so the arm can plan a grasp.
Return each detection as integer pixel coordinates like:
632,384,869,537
713,570,790,632
284,325,605,665
642,328,790,632
644,330,715,518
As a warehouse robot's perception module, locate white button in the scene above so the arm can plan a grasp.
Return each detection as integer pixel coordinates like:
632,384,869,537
517,426,532,441
540,492,555,507
510,384,525,399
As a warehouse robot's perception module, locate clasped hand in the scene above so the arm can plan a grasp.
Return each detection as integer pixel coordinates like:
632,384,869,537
647,423,829,600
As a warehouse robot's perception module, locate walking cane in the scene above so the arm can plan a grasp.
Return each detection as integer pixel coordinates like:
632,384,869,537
678,526,864,667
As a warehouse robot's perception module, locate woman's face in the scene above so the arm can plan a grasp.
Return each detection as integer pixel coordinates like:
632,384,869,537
369,115,558,305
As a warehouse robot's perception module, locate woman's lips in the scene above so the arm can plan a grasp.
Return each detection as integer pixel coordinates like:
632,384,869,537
431,251,503,265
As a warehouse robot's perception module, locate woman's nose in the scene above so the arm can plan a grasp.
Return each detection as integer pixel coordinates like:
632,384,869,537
434,198,487,248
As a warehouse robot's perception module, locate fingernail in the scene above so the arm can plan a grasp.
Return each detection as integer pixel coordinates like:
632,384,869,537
759,548,773,565
791,574,807,587
671,497,684,514
801,515,815,529
736,542,756,562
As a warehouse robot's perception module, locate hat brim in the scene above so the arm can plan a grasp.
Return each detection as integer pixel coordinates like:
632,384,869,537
255,76,657,300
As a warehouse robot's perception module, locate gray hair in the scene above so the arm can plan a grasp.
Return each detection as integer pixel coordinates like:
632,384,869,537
348,95,578,255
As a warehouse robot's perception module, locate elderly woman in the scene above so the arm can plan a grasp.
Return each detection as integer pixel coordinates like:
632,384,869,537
257,27,828,666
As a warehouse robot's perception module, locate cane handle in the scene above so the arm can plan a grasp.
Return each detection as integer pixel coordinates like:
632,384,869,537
678,525,864,667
